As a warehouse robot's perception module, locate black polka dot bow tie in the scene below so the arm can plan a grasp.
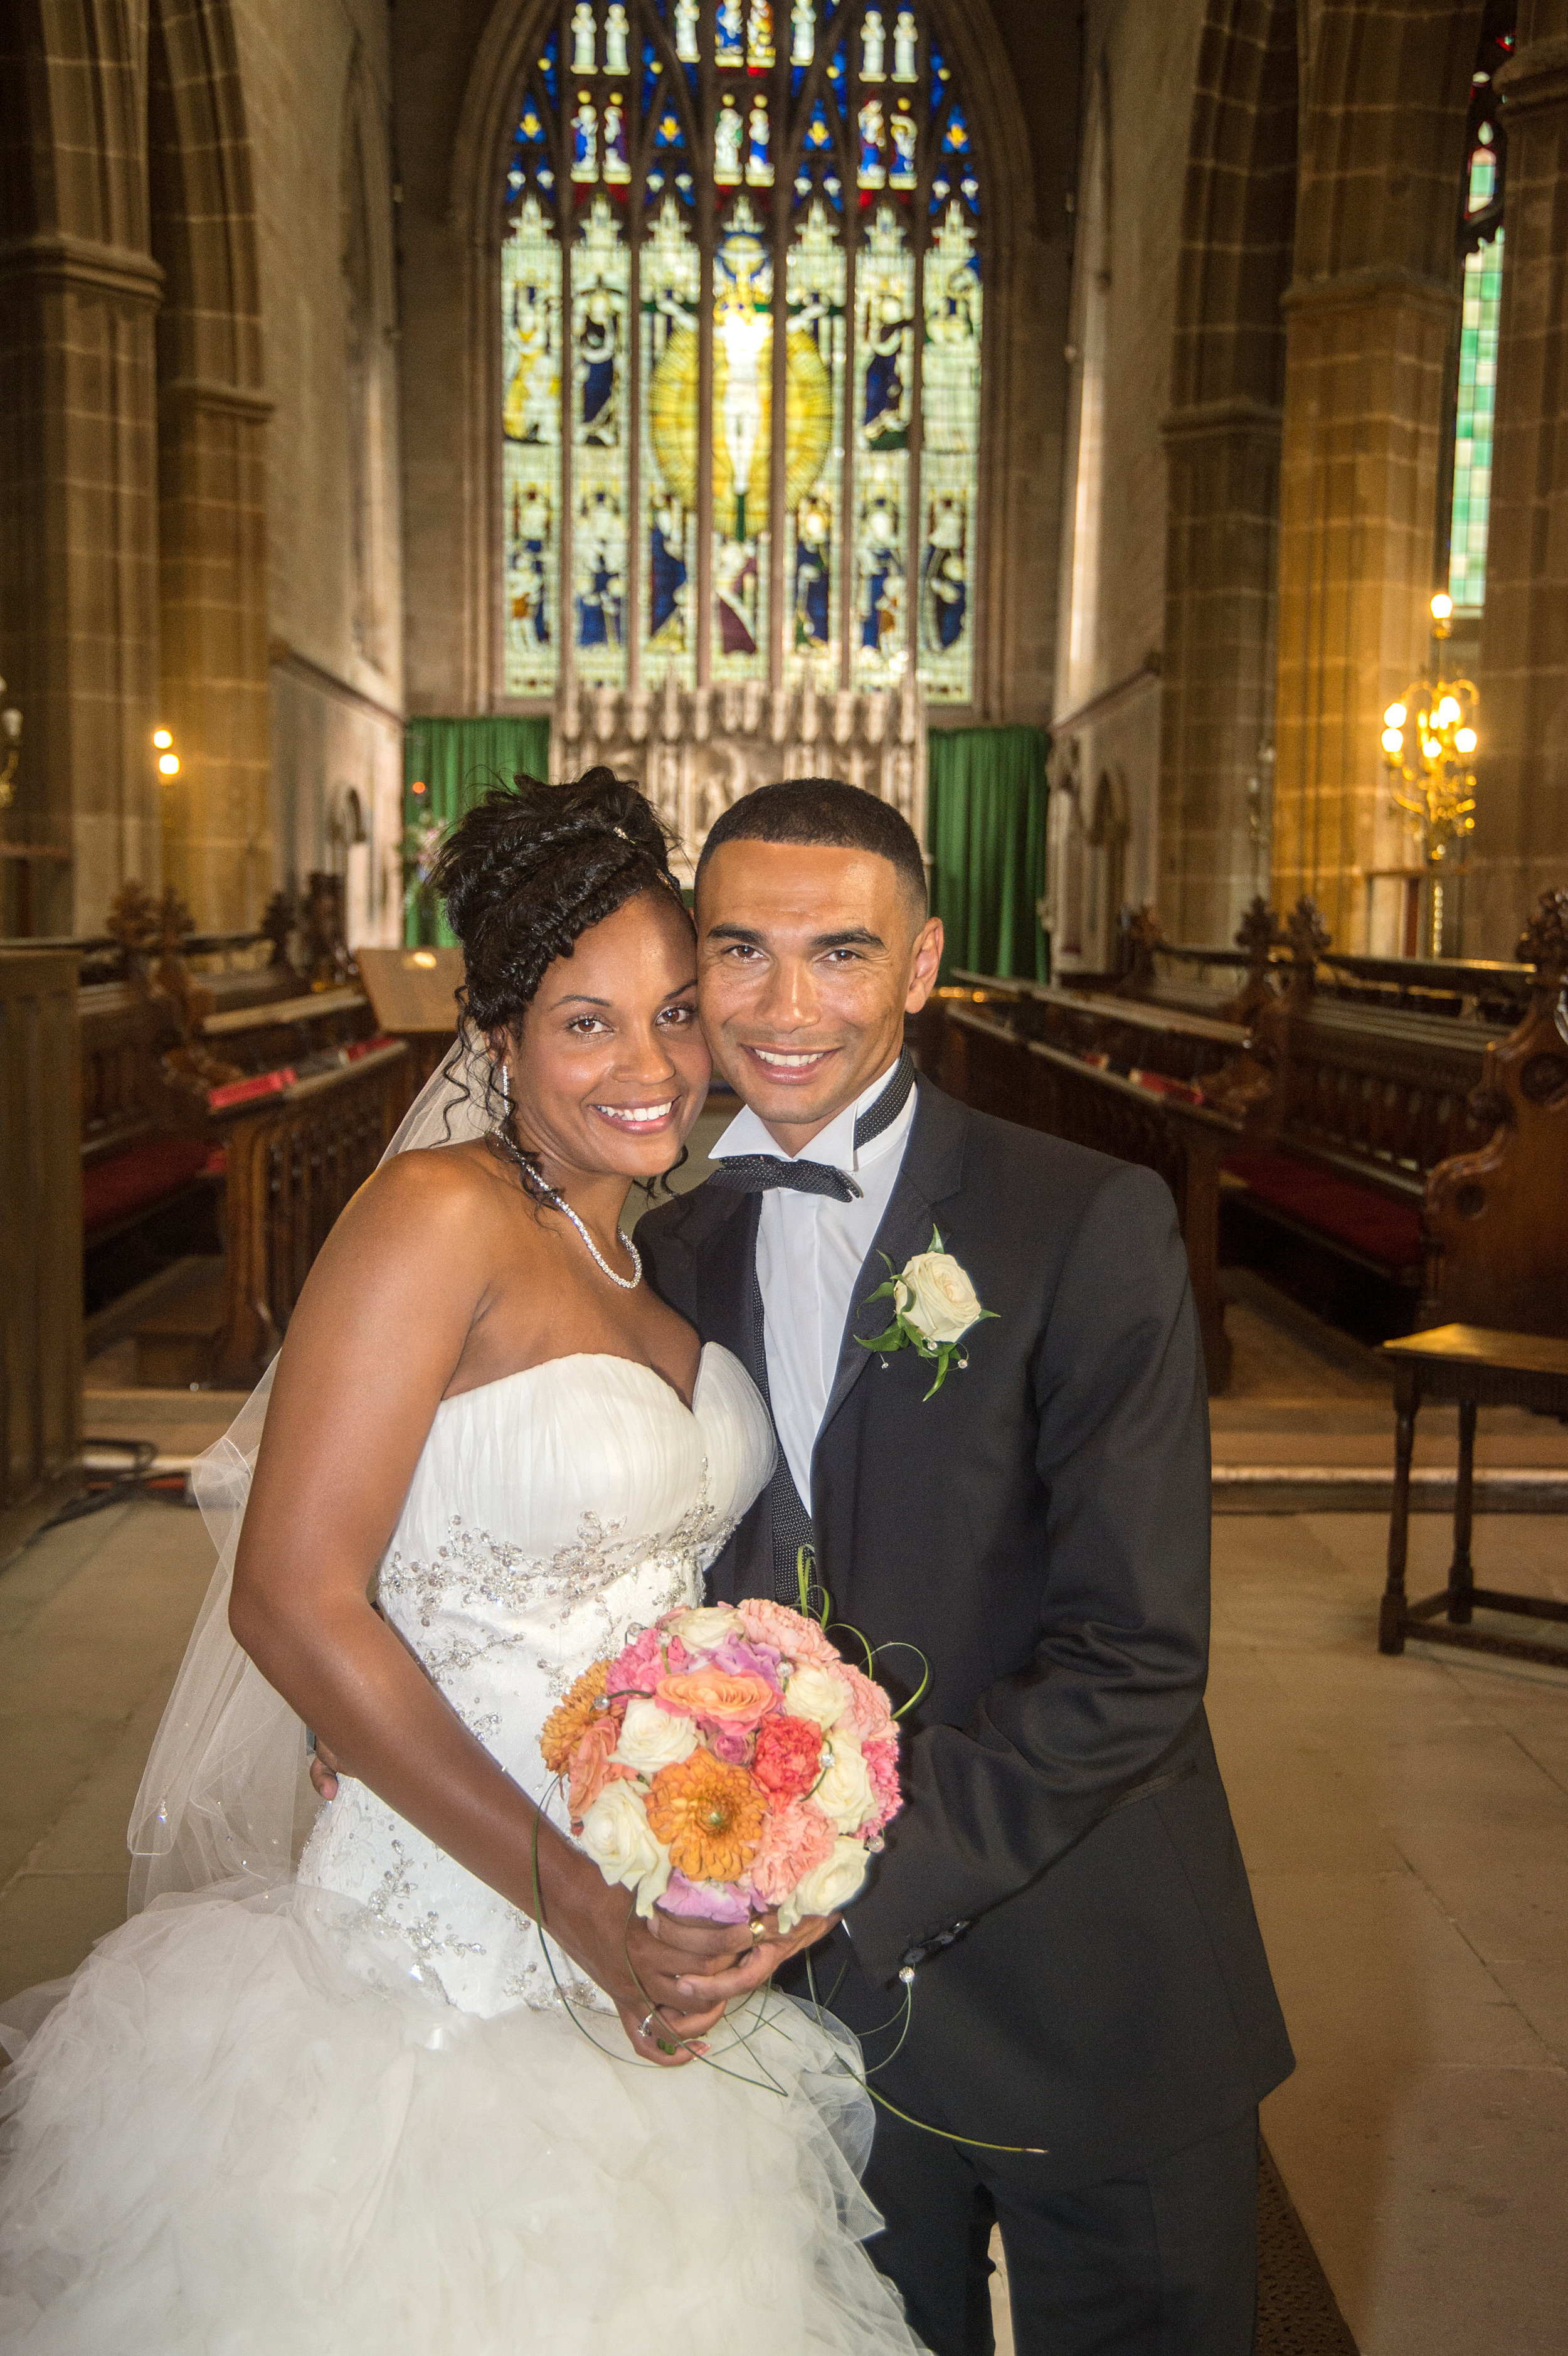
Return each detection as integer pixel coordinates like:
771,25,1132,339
706,1050,915,1205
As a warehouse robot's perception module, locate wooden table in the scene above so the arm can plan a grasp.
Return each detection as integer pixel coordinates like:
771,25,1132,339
1379,1324,1568,1667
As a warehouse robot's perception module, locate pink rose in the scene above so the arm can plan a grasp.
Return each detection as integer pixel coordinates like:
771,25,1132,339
842,1663,896,1746
567,1720,632,1822
862,1736,903,1832
737,1598,840,1674
657,1871,753,1924
746,1798,837,1909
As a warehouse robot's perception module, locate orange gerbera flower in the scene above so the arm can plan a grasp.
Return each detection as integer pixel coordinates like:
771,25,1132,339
540,1660,609,1775
645,1751,768,1883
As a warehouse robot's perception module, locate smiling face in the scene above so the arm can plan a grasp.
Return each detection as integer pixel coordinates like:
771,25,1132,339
497,889,709,1185
696,840,943,1150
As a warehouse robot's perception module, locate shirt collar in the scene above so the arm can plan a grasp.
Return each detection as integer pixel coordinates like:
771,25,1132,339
710,1054,916,1176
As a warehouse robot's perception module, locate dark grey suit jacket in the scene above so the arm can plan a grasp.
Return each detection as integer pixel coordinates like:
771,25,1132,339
638,1078,1293,2188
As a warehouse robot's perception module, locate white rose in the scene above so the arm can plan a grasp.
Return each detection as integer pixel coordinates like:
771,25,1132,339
578,1781,671,1916
778,1837,870,1933
612,1695,699,1775
815,1735,876,1833
894,1251,985,1345
781,1664,848,1730
667,1605,746,1651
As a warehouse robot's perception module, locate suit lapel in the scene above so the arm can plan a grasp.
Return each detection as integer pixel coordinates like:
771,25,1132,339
815,1080,970,1448
691,1189,765,1389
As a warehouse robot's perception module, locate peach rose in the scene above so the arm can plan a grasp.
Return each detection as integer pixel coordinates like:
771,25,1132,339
746,1798,837,1909
655,1667,777,1727
566,1719,628,1822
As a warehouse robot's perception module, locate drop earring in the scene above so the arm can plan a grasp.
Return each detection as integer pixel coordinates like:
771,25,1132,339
498,1061,511,1106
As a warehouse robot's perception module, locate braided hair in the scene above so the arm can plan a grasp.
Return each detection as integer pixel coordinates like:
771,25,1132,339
429,765,689,1195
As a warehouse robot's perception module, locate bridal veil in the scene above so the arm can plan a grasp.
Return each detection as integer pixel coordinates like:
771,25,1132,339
126,1030,495,1909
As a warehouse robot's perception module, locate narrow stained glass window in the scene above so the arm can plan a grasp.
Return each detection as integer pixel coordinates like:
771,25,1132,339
501,0,984,704
1444,14,1512,614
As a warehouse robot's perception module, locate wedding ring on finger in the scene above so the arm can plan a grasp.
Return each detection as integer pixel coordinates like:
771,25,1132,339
638,2010,657,2040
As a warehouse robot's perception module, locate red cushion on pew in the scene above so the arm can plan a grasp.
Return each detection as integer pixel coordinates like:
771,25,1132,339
1223,1147,1425,1271
82,1136,213,1236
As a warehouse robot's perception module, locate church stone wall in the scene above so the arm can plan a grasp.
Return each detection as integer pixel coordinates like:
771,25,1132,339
236,0,405,944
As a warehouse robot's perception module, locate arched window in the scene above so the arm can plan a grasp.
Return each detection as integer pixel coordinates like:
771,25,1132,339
499,0,982,707
1444,7,1513,614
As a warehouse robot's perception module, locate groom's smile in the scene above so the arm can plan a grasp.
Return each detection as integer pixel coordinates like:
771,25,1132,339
696,839,943,1154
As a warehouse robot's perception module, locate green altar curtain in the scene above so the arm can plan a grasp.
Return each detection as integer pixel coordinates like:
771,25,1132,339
402,716,551,945
926,724,1051,984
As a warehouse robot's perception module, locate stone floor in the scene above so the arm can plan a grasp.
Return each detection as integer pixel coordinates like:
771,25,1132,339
8,1248,1568,2351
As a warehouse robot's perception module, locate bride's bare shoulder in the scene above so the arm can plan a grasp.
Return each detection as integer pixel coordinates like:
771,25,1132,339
339,1138,521,1245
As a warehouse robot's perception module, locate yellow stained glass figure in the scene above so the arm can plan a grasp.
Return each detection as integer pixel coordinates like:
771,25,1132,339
649,226,834,544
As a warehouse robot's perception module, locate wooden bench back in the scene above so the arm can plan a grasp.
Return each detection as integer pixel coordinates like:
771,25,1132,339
216,1043,411,1384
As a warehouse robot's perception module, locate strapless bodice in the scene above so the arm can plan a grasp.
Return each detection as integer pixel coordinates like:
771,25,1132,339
299,1344,774,2015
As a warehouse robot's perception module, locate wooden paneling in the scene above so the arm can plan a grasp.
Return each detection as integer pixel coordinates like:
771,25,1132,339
1,953,83,1510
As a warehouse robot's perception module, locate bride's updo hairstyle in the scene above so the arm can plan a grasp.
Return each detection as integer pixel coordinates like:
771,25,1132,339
433,765,684,1036
428,765,689,1194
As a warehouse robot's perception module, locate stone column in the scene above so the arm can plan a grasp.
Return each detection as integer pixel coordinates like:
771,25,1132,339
1268,0,1479,955
156,379,273,931
1161,400,1284,943
0,232,164,935
1470,8,1568,954
1271,267,1457,953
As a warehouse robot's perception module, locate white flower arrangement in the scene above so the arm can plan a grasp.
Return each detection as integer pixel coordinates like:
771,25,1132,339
859,1226,997,1399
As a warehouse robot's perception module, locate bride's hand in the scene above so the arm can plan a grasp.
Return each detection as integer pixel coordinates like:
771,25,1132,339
613,1992,721,2068
671,1908,842,2007
308,1737,349,1801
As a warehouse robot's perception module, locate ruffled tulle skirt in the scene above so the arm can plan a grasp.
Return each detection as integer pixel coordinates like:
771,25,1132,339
0,1885,922,2353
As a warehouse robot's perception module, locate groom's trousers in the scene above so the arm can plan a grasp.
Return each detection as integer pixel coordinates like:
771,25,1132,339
862,2098,1259,2356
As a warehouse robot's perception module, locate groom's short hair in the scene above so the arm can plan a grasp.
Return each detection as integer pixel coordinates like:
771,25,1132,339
696,778,928,915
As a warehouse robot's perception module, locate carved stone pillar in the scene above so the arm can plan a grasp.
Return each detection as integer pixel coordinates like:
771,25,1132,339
0,231,164,934
1470,9,1568,953
1160,400,1284,944
1271,268,1458,953
156,379,273,930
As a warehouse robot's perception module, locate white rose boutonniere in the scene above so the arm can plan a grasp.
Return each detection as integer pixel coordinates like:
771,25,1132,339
859,1225,997,1399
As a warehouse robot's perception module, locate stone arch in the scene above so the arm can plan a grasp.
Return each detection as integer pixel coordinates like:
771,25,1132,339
147,0,271,928
1271,0,1483,950
435,0,1044,718
1159,0,1299,947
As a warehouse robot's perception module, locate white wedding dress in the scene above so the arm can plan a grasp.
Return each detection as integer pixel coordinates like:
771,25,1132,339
0,1347,924,2354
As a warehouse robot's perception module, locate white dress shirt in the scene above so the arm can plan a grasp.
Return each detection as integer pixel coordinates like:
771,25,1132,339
709,1061,918,1511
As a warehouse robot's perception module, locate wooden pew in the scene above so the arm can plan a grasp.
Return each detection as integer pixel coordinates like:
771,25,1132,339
936,886,1568,1367
75,886,395,1320
133,1040,411,1386
923,982,1262,1390
1422,890,1568,1336
0,950,82,1526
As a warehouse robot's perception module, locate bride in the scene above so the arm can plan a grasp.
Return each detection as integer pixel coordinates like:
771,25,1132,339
0,770,924,2353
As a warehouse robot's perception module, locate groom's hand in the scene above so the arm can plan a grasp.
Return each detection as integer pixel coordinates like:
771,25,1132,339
672,1908,842,2005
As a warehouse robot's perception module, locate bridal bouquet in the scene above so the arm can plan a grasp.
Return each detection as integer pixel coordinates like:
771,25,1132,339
540,1600,903,1931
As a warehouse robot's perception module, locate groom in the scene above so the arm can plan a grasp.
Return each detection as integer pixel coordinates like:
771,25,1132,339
637,780,1293,2356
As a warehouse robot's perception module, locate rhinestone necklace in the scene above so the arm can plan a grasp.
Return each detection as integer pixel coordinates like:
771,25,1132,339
492,1119,642,1289
549,1190,642,1291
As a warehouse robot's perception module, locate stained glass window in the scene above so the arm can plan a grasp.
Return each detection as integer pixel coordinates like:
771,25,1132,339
1444,14,1512,614
500,0,984,704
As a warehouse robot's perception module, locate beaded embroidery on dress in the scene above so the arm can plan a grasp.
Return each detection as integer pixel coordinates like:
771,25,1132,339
0,1348,928,2355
